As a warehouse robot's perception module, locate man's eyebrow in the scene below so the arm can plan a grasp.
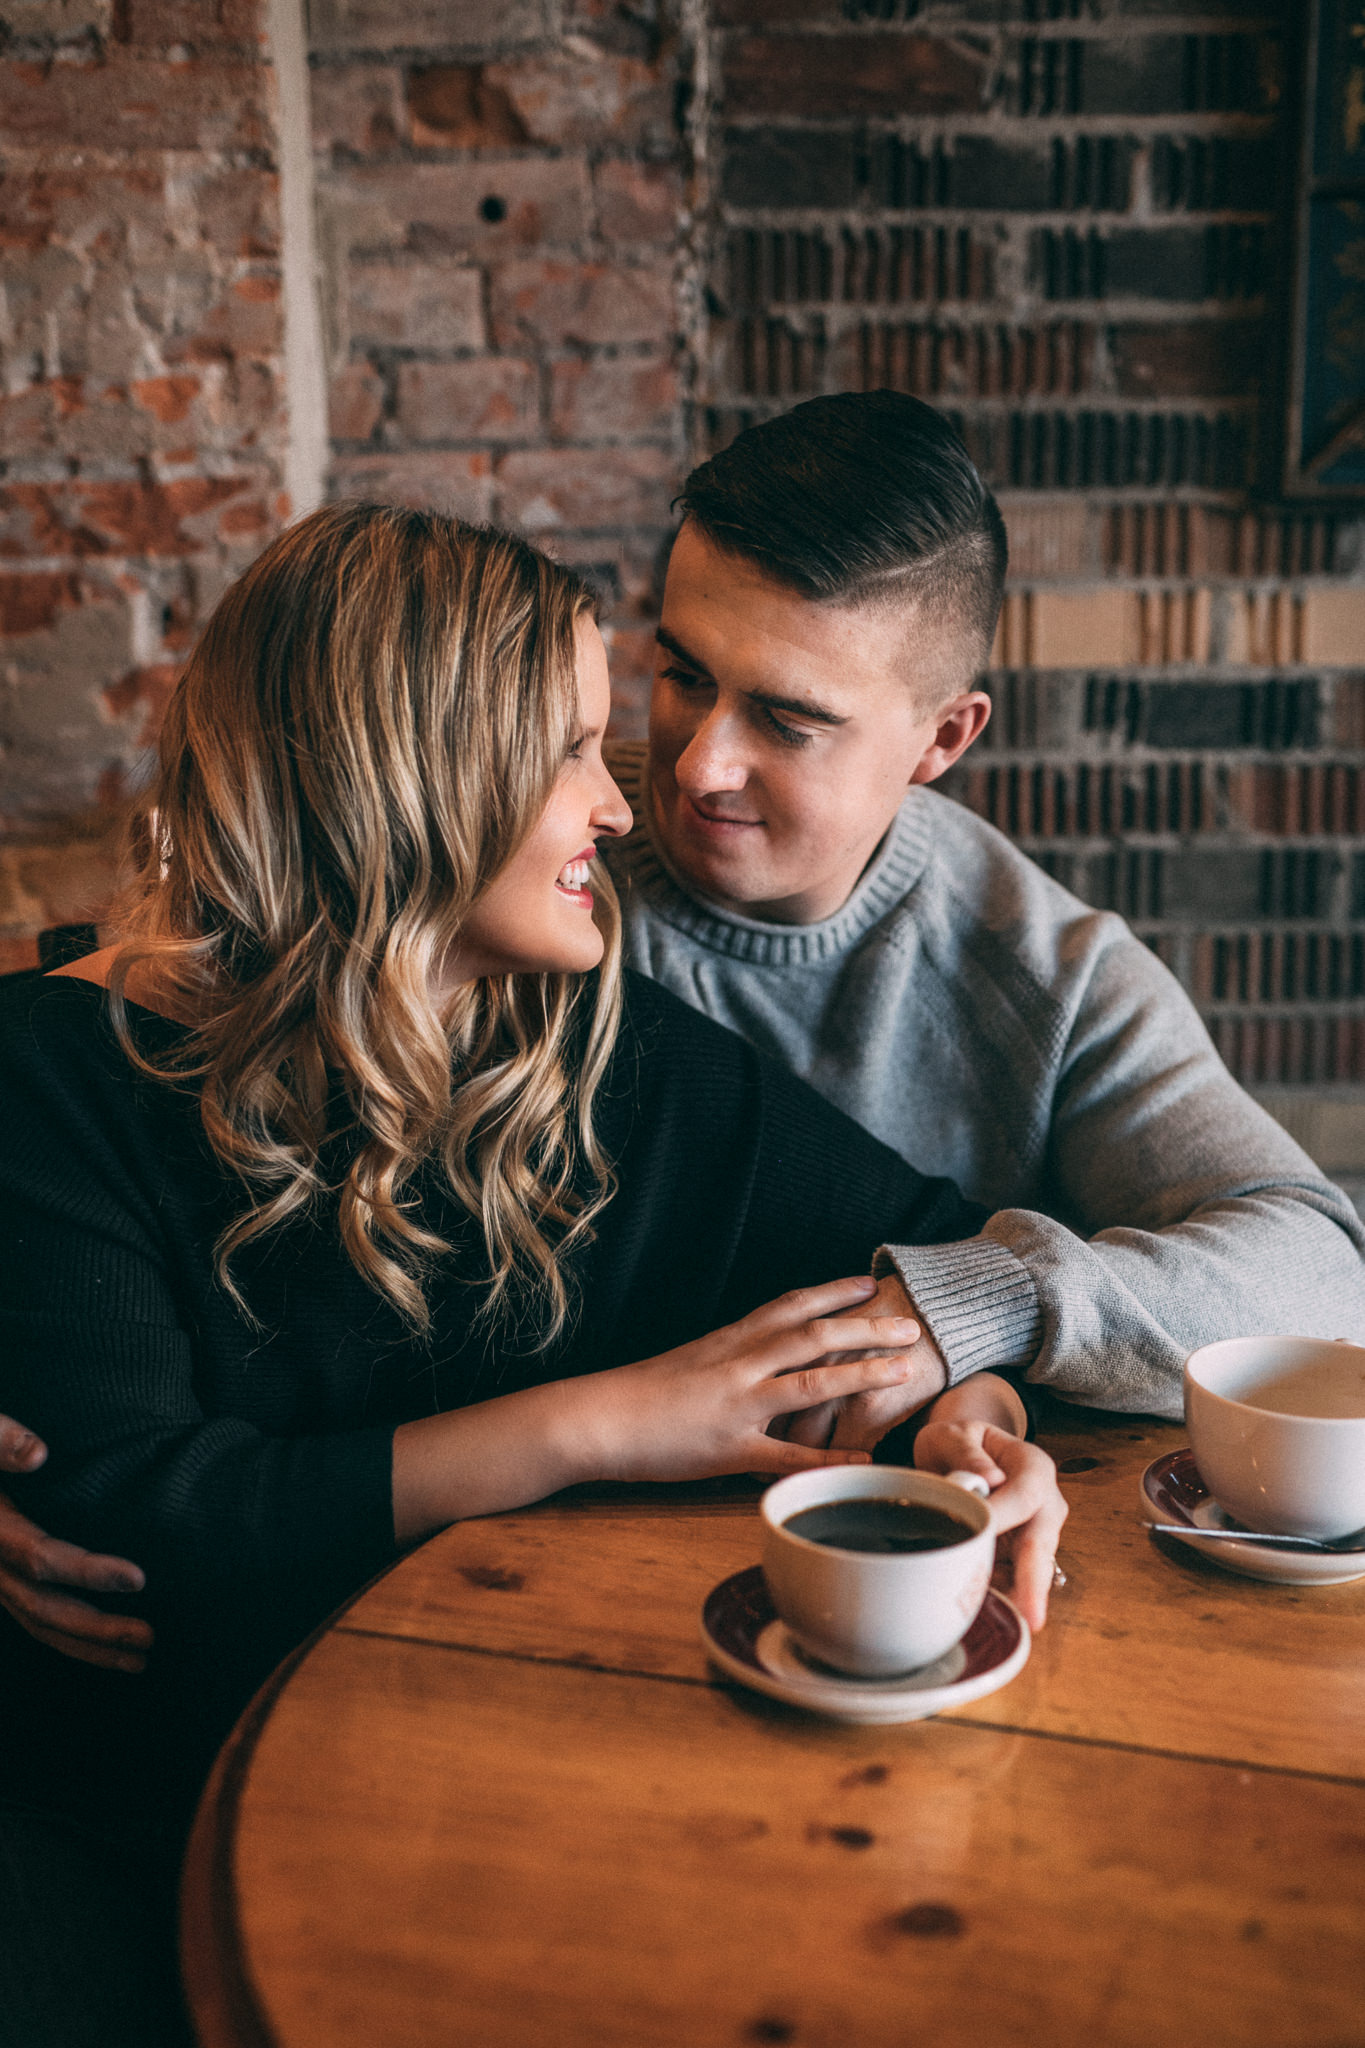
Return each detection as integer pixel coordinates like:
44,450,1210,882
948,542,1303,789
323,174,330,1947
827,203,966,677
655,625,714,679
654,625,848,727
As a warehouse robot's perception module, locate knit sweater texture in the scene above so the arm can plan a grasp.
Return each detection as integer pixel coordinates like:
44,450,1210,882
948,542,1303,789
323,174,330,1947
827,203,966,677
604,741,1365,1416
0,966,980,1826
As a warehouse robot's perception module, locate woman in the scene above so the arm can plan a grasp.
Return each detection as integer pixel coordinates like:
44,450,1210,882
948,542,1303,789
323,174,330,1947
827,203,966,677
0,505,1059,2035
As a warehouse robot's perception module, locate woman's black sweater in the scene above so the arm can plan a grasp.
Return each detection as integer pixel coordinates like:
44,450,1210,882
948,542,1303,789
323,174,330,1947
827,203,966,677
0,969,983,1832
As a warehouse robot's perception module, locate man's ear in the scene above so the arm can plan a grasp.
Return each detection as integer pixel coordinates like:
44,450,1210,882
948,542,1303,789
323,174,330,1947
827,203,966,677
908,690,992,786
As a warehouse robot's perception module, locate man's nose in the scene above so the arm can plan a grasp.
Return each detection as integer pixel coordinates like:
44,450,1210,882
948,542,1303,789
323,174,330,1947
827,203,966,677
673,710,748,794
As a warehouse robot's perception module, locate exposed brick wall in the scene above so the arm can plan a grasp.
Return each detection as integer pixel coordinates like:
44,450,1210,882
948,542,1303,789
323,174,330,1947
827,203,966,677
308,0,689,731
0,0,290,967
1,0,1362,1103
700,0,1365,1091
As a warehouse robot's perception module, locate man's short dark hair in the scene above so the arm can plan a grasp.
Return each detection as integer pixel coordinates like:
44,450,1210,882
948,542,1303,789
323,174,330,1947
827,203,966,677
677,392,1008,655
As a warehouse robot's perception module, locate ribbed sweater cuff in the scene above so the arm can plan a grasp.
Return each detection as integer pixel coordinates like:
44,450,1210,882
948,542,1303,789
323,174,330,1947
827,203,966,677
873,1236,1043,1387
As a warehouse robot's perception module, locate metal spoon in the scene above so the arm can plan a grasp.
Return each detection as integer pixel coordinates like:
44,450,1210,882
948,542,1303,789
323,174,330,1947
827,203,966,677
1146,1522,1365,1553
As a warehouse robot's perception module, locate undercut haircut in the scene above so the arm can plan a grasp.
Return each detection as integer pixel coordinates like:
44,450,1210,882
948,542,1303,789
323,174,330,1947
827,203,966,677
677,392,1008,658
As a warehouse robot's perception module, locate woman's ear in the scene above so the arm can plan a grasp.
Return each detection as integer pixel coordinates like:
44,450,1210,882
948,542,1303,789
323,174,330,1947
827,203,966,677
908,691,992,787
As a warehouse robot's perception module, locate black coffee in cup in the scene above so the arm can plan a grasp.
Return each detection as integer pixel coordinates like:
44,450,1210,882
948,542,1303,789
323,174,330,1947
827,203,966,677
782,1497,972,1555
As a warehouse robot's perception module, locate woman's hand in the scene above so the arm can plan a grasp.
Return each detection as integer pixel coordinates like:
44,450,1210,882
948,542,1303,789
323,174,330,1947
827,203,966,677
0,1416,153,1673
779,1272,948,1452
395,1276,937,1541
914,1414,1068,1633
577,1275,939,1484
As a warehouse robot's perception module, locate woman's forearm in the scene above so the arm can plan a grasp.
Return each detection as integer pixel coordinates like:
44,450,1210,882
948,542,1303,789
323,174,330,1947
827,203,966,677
391,1277,934,1544
392,1376,605,1545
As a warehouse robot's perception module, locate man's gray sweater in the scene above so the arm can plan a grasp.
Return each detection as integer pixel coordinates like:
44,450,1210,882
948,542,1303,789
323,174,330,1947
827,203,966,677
604,742,1365,1417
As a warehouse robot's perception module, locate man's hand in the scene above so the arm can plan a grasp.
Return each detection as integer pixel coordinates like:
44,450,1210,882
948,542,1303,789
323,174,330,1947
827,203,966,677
778,1271,947,1452
914,1414,1068,1633
0,1415,153,1673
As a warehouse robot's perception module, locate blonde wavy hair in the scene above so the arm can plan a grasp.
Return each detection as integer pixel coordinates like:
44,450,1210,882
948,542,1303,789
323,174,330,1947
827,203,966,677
108,502,623,1342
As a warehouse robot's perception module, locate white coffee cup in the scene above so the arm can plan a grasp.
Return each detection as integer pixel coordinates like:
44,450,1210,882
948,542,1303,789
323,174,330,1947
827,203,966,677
1184,1336,1365,1539
760,1465,994,1678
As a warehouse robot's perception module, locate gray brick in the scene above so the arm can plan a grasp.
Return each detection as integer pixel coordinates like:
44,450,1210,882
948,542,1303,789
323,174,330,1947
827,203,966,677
1081,34,1274,118
720,128,856,210
1163,850,1265,923
308,0,546,56
1143,683,1247,751
1150,135,1280,213
948,137,1053,213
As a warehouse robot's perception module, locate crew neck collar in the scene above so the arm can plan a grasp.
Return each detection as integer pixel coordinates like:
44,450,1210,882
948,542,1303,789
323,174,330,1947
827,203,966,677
607,742,933,965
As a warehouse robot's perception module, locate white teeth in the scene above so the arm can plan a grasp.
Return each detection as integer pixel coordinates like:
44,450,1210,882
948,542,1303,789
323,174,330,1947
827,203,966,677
557,858,591,890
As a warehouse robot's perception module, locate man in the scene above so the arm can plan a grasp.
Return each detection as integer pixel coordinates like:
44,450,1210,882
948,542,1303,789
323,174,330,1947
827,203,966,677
1,391,1359,1652
603,390,1365,1439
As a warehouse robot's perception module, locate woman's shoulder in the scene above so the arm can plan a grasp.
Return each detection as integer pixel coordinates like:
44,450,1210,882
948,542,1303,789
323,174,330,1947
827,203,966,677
0,967,182,1129
616,968,761,1075
0,965,107,1064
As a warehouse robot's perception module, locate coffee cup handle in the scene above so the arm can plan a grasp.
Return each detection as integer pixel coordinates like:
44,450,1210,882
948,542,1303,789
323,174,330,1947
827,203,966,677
944,1469,991,1499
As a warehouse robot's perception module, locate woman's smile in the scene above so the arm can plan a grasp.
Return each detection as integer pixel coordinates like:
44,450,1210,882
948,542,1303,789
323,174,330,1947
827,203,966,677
555,848,598,904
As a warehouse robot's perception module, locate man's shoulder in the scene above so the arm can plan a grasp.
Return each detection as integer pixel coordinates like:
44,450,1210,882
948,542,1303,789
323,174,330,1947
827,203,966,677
908,787,1133,960
905,789,1200,1047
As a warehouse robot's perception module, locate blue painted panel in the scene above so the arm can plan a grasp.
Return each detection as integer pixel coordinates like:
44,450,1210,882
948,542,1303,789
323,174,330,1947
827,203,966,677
1300,195,1365,484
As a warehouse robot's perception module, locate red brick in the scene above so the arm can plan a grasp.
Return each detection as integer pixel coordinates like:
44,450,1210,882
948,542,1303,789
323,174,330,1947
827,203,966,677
486,48,671,147
0,569,83,635
171,275,283,364
494,446,677,531
490,259,675,348
120,0,265,51
549,353,678,441
1,159,162,257
0,834,122,936
996,499,1094,580
102,661,179,743
594,158,683,244
0,156,279,262
310,63,403,155
323,160,592,259
328,451,494,522
188,167,281,260
0,476,276,558
330,362,385,442
1108,322,1263,400
406,65,527,148
721,34,988,120
395,358,540,444
0,365,281,463
131,375,199,425
0,52,274,153
343,262,485,352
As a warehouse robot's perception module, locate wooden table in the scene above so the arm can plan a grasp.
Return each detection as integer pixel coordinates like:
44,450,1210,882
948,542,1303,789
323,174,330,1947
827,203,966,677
182,1410,1365,2048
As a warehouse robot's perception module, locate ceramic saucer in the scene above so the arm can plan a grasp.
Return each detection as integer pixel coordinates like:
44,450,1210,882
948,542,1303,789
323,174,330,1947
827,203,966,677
699,1565,1030,1725
1140,1448,1365,1587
